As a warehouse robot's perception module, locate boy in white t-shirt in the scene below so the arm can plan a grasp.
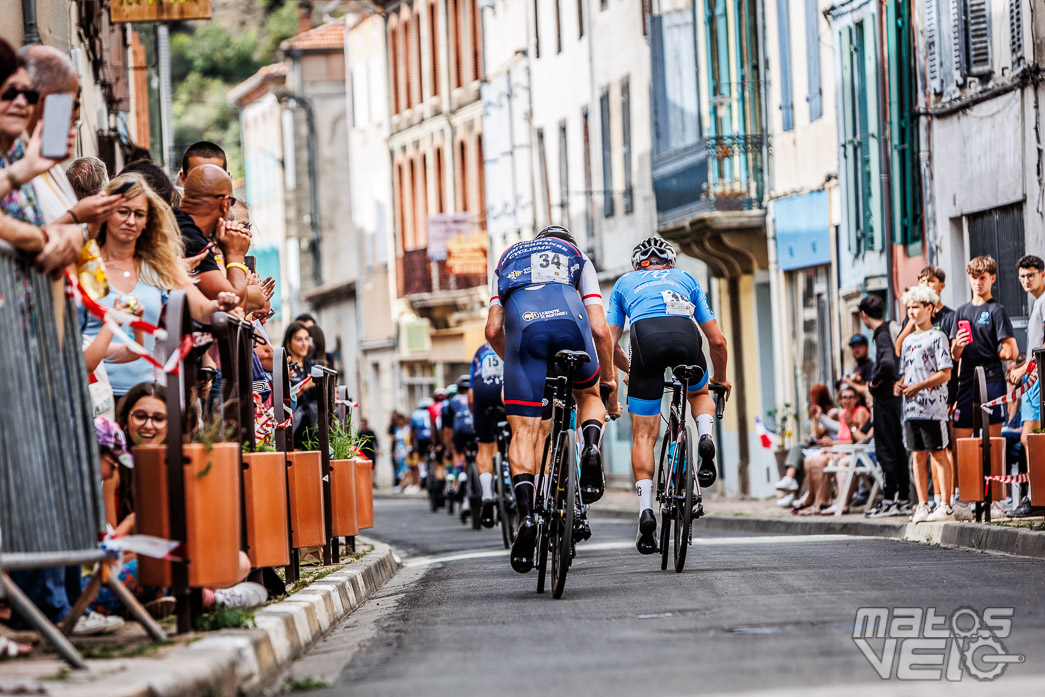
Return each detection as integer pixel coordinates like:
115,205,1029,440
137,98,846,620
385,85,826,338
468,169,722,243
895,286,954,522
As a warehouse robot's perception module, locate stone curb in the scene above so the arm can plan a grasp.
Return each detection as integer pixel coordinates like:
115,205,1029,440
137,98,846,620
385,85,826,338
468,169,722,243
595,506,1045,560
30,539,401,697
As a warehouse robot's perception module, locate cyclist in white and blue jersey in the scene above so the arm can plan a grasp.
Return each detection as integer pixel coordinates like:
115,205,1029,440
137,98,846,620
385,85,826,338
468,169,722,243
607,236,731,554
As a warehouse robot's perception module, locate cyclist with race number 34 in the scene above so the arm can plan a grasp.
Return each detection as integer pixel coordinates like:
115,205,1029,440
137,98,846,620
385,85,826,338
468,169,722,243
607,236,731,555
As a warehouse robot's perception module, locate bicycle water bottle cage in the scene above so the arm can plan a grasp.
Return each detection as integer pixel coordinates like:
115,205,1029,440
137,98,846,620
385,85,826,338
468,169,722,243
672,365,705,385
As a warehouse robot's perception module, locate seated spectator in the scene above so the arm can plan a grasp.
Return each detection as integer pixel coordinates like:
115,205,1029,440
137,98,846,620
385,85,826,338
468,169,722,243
792,384,871,515
773,384,839,507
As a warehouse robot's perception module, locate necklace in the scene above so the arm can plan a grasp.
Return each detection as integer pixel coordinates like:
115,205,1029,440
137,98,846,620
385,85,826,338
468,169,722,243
103,256,137,279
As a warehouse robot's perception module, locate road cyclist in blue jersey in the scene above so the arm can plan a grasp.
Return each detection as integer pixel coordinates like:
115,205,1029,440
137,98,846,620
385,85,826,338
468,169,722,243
469,342,505,528
485,225,619,574
607,236,731,555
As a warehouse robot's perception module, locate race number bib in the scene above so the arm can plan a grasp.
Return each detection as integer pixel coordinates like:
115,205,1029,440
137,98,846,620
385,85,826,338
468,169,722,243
480,355,503,383
530,252,570,283
662,290,695,316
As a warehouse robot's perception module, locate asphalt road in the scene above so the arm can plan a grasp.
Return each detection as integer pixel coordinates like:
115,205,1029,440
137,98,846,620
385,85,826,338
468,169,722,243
284,497,1045,696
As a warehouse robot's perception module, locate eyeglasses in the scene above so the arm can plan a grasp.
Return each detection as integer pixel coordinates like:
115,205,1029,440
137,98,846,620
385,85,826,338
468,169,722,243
114,207,148,222
1018,272,1040,281
129,411,167,425
0,86,40,104
212,194,237,206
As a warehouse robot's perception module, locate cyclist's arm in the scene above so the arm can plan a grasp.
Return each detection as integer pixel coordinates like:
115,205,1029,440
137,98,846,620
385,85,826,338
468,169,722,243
609,323,629,373
485,304,506,358
699,317,730,397
586,303,615,387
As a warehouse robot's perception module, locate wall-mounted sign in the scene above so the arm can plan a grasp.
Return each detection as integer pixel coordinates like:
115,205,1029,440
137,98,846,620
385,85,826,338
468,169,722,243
110,0,212,24
446,231,488,276
427,212,470,261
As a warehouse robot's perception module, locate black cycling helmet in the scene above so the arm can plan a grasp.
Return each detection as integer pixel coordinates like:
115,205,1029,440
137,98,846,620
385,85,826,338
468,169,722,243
535,225,577,246
631,236,677,269
456,374,471,390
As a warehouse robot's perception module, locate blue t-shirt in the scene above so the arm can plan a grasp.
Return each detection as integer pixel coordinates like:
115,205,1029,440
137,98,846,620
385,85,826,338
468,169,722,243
469,343,503,390
81,274,168,397
410,408,432,441
607,269,714,327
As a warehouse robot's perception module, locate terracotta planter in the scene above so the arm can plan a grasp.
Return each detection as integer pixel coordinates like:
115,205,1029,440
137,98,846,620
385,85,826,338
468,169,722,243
132,445,171,588
1025,433,1045,507
956,437,1005,502
287,451,325,548
356,456,374,530
330,459,359,537
133,443,243,588
243,452,290,568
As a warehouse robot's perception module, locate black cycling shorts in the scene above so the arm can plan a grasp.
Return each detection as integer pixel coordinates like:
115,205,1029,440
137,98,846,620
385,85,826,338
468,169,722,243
627,316,708,417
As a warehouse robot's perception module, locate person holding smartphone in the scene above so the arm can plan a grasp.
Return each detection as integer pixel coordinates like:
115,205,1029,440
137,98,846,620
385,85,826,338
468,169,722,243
950,256,1018,444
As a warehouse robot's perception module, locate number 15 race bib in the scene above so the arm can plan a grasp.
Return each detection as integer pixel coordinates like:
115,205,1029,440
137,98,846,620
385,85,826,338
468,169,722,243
530,252,570,283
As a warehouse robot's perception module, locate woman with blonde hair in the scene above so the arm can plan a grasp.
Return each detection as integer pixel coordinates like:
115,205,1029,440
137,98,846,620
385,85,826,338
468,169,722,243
82,173,238,397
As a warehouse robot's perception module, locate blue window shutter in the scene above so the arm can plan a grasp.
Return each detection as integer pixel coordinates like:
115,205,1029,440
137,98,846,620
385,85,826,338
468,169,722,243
776,0,794,131
804,0,822,121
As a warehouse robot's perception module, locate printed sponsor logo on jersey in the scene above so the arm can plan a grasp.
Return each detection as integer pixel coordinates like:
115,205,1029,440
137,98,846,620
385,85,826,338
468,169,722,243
507,268,527,280
522,308,568,321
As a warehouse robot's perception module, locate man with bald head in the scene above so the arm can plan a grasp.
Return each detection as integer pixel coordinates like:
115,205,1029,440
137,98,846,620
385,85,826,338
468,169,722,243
18,45,120,234
175,163,254,306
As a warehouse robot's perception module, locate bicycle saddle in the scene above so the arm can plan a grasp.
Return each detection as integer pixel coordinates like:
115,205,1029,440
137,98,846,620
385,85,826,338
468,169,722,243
672,364,705,384
555,350,591,364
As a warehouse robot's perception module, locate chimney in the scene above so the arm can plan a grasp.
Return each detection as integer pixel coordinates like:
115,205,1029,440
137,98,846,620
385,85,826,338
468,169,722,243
297,1,314,35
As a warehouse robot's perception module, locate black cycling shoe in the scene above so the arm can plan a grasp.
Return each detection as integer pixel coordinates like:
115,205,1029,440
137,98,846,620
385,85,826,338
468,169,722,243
480,498,496,528
697,434,717,488
579,445,605,503
636,508,658,555
510,516,538,573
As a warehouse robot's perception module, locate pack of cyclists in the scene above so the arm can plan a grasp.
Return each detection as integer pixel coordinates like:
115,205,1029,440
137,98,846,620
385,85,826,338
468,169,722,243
404,229,730,579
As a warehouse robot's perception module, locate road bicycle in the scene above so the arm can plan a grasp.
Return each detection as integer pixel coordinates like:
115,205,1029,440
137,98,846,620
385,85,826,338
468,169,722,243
491,408,516,549
656,366,726,573
457,436,483,531
534,350,591,599
425,444,446,513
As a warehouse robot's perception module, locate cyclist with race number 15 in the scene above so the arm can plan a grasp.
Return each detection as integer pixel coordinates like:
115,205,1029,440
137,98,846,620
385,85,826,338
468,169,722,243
607,236,731,555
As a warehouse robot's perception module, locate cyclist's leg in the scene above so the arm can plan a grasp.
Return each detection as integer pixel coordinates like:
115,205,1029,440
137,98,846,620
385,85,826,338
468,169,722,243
566,300,607,503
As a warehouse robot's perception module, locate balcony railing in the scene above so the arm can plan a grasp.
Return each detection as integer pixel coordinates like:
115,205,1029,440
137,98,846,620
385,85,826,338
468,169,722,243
652,134,767,228
397,247,487,298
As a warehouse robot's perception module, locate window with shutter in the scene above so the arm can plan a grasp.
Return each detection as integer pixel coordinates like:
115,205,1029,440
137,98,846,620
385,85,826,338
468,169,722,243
804,0,822,121
925,0,942,94
621,77,633,214
949,0,965,85
965,0,992,77
776,0,794,131
600,88,614,218
1010,0,1024,68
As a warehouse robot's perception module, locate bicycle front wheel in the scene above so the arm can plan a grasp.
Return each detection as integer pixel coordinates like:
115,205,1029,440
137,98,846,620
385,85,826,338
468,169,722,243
674,427,694,573
551,431,576,599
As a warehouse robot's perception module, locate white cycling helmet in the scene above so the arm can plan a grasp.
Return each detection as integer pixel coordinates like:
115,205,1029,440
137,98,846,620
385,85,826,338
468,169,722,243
631,236,677,269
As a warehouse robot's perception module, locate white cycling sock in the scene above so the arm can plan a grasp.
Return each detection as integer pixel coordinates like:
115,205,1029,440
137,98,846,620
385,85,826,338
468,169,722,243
636,479,653,512
696,414,714,439
479,472,494,499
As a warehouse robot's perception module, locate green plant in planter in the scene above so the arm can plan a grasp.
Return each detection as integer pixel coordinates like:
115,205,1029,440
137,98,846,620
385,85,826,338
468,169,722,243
243,439,277,454
186,409,237,477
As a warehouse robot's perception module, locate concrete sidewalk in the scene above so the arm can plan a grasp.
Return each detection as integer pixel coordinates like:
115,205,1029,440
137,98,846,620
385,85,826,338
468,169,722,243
594,487,1045,560
0,539,401,697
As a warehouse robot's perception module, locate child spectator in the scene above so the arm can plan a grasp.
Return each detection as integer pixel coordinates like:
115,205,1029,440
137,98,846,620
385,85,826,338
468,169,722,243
1011,255,1045,517
950,255,1018,441
894,286,954,522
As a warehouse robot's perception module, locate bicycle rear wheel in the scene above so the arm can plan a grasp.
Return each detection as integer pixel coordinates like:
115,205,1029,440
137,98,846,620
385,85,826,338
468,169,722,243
656,429,672,570
673,427,694,573
495,451,512,549
468,461,482,530
551,432,576,599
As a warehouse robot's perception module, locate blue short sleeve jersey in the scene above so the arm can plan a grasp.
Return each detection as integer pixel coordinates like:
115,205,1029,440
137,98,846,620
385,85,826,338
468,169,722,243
490,237,602,307
470,343,503,391
607,269,714,327
444,394,474,435
410,409,432,441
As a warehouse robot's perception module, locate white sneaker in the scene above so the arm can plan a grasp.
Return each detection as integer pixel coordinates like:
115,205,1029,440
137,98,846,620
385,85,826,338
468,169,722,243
213,581,268,609
72,611,125,636
774,475,799,492
911,503,931,523
926,504,954,522
951,502,974,521
776,492,795,508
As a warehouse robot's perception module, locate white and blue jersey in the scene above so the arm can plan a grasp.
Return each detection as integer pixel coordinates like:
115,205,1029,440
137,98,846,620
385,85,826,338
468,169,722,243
607,268,714,328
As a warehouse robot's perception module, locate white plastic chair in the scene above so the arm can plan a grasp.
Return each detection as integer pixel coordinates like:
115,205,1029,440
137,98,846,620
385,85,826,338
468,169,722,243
820,443,883,516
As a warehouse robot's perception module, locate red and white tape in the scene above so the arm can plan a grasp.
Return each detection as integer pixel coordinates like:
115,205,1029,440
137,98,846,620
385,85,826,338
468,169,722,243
981,360,1037,408
985,473,1030,485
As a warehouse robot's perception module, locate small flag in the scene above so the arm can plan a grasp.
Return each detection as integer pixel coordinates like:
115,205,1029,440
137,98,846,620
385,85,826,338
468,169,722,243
755,417,777,449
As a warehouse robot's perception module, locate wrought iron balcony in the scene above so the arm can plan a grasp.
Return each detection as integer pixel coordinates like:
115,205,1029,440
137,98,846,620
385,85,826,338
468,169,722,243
397,247,487,299
652,134,767,228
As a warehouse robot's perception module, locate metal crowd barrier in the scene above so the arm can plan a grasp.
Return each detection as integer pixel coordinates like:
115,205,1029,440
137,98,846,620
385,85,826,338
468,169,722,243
0,243,162,666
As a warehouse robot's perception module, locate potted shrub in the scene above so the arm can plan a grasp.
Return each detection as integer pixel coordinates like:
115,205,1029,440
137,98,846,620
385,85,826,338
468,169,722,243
287,449,325,548
242,440,290,568
355,444,374,531
956,436,1005,502
1027,428,1045,506
328,420,360,538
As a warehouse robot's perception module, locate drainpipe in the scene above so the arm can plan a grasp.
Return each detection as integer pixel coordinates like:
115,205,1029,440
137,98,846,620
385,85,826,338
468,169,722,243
21,0,41,45
877,0,895,316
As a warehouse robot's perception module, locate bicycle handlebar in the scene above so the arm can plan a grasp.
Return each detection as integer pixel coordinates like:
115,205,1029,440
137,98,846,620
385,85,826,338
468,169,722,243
707,383,727,420
599,383,619,421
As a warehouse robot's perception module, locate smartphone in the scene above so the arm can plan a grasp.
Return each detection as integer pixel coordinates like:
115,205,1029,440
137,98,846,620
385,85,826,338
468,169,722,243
40,92,74,160
244,255,256,273
958,320,973,343
113,180,134,196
